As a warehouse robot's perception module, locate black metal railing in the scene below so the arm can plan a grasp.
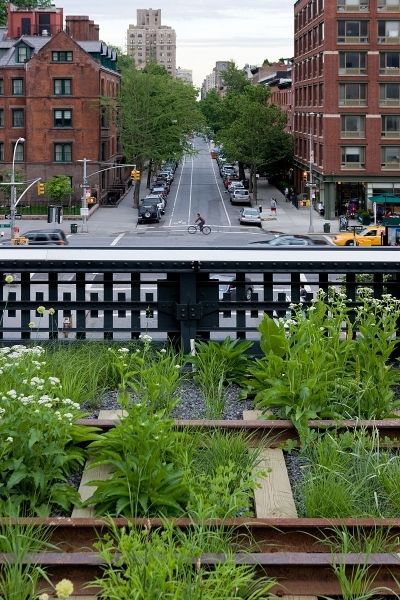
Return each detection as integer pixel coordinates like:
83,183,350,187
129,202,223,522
0,247,399,351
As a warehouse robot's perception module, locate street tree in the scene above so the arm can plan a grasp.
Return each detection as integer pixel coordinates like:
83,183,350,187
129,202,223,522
219,94,293,201
117,63,202,206
45,175,73,205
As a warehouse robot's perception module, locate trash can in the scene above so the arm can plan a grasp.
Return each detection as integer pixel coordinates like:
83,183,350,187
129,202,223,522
323,222,330,234
70,223,78,234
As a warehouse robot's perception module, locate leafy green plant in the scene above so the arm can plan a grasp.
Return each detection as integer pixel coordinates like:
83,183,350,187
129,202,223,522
93,521,277,599
190,338,252,418
0,345,99,515
244,289,400,444
85,403,188,517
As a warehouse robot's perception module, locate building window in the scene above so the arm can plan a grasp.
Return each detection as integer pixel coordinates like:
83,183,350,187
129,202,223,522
53,79,72,96
12,109,24,128
341,114,365,137
381,145,400,167
12,141,24,162
378,0,400,9
338,20,368,42
378,20,400,42
0,80,3,95
12,79,24,95
53,109,72,127
0,143,3,161
52,51,73,62
54,143,72,162
339,83,367,105
380,51,400,73
339,51,366,74
380,83,400,104
16,45,28,63
382,114,400,136
0,110,3,127
341,146,365,167
337,0,369,11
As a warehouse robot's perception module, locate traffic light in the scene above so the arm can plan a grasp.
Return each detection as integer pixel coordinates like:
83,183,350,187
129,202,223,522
37,182,45,195
302,171,308,181
131,169,141,181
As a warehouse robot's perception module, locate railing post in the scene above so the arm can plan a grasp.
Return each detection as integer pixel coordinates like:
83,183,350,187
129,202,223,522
179,271,198,353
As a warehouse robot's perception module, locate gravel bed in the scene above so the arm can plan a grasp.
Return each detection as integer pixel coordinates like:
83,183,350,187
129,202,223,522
284,451,310,517
82,380,255,420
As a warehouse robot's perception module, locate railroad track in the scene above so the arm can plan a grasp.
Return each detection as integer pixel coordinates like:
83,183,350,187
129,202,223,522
4,416,400,597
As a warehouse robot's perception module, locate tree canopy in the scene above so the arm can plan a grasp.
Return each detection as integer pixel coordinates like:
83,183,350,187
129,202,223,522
45,175,73,204
117,59,203,205
199,63,293,199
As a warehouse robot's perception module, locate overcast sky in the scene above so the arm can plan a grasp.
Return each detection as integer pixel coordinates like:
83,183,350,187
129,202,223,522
59,0,294,87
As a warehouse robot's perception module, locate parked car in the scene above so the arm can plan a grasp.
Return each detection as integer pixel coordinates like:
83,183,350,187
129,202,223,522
138,203,161,224
143,194,166,214
220,165,236,178
332,225,385,246
239,207,261,226
224,174,240,189
228,181,245,194
17,229,69,246
250,234,333,247
211,274,254,301
153,179,170,193
158,170,174,183
151,185,168,199
230,189,251,205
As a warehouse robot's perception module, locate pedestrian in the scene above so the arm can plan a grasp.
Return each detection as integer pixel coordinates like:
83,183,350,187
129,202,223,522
284,187,289,202
317,201,324,216
259,205,263,214
270,198,277,215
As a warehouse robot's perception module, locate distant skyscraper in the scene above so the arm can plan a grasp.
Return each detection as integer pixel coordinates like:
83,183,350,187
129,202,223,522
176,67,193,85
127,8,176,76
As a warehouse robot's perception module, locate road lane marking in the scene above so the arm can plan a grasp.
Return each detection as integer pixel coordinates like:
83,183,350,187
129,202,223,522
110,233,125,246
187,156,194,225
210,153,232,227
168,156,186,227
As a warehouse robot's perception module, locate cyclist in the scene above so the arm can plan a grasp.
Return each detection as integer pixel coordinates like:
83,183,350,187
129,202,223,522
195,213,205,232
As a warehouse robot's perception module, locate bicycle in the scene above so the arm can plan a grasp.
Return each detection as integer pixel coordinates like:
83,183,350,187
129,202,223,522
188,224,211,235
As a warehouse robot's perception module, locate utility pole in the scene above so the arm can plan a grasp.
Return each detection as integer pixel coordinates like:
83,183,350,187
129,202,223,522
308,113,315,234
77,158,91,233
10,137,25,240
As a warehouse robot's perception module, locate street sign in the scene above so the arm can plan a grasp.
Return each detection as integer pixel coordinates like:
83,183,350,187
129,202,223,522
0,223,11,228
305,183,317,188
80,207,89,216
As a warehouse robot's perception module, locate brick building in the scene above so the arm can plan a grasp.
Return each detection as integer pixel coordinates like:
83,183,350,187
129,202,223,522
0,3,123,207
293,0,400,218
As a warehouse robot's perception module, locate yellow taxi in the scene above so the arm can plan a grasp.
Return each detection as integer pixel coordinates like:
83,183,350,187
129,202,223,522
333,225,385,246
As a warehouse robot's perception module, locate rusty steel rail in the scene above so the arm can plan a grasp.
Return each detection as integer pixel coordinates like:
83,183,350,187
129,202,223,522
2,551,400,596
4,516,400,553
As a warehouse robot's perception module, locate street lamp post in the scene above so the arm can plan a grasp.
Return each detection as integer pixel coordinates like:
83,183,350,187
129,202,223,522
77,158,91,233
308,113,315,234
10,137,25,240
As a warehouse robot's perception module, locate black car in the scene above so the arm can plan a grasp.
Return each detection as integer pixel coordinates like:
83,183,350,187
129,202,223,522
250,234,333,247
137,203,161,224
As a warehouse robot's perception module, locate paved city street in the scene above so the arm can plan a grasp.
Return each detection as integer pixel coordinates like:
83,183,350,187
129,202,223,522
3,137,338,248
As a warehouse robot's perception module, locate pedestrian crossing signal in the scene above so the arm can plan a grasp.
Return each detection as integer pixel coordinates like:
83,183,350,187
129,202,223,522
131,169,141,181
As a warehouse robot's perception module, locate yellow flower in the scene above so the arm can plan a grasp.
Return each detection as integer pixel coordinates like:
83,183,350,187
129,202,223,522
36,306,46,315
48,308,55,316
55,578,74,599
4,275,13,284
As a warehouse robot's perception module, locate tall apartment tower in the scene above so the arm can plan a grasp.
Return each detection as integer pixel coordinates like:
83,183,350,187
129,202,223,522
127,8,176,76
293,0,400,218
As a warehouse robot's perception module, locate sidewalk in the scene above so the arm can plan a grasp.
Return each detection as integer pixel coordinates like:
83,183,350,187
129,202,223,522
255,180,340,235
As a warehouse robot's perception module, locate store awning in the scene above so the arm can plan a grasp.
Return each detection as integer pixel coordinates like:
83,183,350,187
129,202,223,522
369,195,400,204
